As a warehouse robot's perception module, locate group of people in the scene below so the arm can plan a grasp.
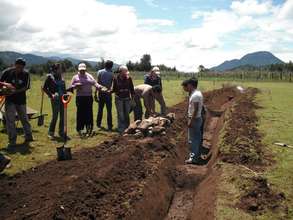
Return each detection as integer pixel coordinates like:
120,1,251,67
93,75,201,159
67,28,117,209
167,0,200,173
0,57,205,172
42,60,167,137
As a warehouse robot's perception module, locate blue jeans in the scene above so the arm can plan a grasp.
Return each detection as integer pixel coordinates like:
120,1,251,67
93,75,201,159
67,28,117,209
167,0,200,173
188,117,203,159
115,97,131,133
49,97,64,136
97,92,113,129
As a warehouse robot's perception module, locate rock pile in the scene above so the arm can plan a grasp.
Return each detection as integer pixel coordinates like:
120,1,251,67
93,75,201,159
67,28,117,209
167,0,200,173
124,113,176,138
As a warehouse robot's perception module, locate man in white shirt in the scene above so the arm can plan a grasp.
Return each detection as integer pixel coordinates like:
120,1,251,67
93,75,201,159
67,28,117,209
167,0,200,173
182,78,204,164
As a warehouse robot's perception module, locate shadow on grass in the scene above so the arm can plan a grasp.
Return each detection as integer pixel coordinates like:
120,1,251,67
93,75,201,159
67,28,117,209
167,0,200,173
2,142,32,155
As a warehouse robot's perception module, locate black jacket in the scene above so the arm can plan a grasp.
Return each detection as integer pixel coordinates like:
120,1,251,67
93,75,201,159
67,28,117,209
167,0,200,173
43,73,66,99
0,67,30,105
144,74,163,91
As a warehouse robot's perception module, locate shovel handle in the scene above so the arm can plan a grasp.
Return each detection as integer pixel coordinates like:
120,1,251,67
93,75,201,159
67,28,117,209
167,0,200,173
0,96,5,102
62,94,72,107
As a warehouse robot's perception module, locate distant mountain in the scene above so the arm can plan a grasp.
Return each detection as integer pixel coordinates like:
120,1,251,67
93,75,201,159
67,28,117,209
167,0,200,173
211,51,284,72
0,51,98,67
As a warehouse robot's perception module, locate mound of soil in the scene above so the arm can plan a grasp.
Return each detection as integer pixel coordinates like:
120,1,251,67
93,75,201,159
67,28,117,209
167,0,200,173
0,87,239,220
238,177,288,215
220,88,268,167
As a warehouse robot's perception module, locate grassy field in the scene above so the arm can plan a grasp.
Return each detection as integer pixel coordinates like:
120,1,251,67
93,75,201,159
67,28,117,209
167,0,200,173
216,82,293,219
0,75,218,175
1,76,293,219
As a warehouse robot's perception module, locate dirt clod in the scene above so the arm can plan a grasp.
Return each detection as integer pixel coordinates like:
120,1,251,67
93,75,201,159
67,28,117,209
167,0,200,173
238,177,288,215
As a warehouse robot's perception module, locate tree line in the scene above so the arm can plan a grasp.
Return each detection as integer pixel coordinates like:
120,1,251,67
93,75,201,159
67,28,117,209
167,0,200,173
197,61,293,82
0,54,177,75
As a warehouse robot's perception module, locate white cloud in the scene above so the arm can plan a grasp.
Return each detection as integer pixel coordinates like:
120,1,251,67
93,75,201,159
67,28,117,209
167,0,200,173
278,0,293,19
231,0,273,16
0,0,293,72
139,19,175,27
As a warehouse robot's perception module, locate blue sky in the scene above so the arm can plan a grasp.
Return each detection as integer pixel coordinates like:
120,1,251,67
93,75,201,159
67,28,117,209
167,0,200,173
101,0,285,30
0,0,292,71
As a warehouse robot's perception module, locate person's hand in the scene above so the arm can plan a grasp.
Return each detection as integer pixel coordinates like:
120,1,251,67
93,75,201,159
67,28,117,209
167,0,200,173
188,118,193,128
51,93,59,100
3,83,15,90
74,83,82,90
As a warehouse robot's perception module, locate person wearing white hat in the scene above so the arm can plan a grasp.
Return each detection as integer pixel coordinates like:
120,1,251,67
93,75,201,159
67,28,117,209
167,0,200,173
70,63,103,136
112,65,135,133
144,66,167,115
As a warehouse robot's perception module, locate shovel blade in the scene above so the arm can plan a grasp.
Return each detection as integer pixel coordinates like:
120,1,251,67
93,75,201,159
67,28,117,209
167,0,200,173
56,146,65,161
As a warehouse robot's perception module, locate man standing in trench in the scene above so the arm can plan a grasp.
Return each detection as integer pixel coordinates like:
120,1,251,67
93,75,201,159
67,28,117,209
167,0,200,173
0,58,33,147
182,78,203,164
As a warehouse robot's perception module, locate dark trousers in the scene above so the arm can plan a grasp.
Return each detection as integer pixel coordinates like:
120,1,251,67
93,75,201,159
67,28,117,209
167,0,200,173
49,97,64,136
76,96,93,132
97,93,113,129
133,95,143,121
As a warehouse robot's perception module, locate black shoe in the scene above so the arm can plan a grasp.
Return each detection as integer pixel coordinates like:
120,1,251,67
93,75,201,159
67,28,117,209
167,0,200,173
0,155,11,172
25,135,34,143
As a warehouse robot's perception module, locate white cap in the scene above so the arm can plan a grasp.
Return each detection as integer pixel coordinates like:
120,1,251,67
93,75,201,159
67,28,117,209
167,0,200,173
119,65,128,72
78,63,87,71
152,66,160,75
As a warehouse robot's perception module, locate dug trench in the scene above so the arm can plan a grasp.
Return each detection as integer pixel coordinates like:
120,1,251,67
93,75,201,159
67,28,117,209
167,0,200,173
0,87,239,220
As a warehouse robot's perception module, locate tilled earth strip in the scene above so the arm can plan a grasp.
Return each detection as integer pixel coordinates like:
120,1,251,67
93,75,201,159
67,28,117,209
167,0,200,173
0,87,238,220
219,88,288,217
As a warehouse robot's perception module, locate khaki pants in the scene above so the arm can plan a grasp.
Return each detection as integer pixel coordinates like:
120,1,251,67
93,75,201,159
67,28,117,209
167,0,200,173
5,102,32,144
154,92,167,115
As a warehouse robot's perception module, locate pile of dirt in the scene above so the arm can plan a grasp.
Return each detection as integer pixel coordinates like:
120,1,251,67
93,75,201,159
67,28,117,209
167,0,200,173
220,88,268,167
237,176,288,215
0,86,239,220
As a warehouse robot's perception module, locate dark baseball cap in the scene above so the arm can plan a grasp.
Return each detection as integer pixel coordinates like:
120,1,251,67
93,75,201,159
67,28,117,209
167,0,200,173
15,58,26,66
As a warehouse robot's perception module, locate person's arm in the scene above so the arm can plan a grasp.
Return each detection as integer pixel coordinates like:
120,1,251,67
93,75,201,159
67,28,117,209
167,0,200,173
42,76,53,99
159,77,163,91
188,102,199,128
0,70,6,82
111,78,117,94
144,75,150,85
129,78,135,99
70,75,77,87
97,71,102,84
95,71,101,96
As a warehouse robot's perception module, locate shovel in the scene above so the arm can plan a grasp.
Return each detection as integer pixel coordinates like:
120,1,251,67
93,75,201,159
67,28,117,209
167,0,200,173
37,88,45,126
57,94,72,161
0,96,5,112
274,143,293,149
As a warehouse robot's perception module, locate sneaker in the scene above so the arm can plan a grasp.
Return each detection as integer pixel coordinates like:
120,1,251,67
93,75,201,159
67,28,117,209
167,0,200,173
48,134,54,140
0,154,11,172
7,142,16,148
185,153,198,164
185,157,195,164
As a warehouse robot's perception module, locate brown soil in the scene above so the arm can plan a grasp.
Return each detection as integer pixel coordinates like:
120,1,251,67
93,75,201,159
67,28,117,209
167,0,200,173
220,88,269,168
219,88,287,217
0,87,239,220
238,176,288,216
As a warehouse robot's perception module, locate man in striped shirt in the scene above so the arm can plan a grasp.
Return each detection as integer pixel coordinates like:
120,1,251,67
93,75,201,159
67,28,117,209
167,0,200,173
0,58,33,147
